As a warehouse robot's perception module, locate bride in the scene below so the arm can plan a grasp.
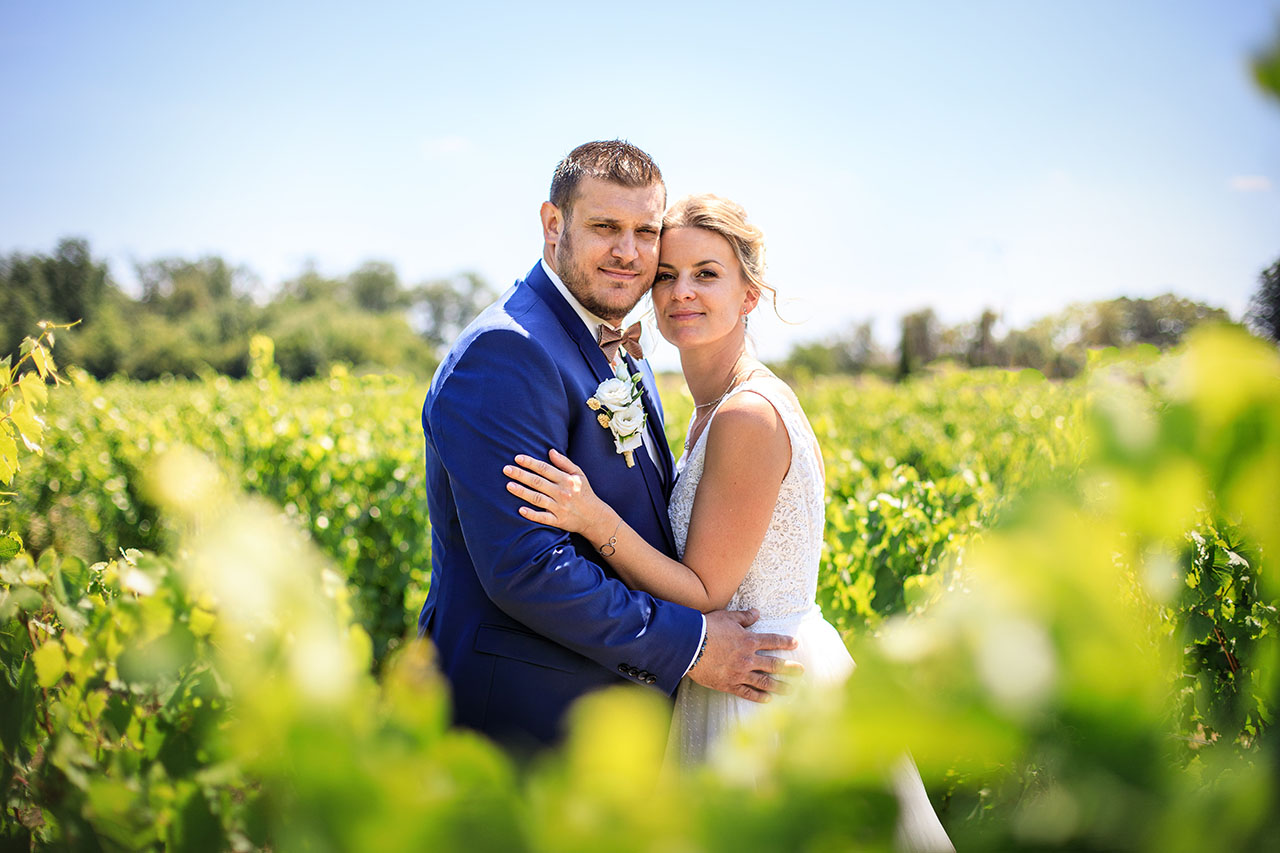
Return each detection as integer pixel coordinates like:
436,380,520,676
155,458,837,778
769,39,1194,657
505,194,952,850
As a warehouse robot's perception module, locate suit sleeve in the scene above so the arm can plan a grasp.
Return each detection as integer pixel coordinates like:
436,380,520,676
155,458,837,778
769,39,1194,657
429,328,703,693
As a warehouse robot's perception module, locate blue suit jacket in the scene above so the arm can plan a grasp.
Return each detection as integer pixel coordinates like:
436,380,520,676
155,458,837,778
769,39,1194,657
418,261,703,747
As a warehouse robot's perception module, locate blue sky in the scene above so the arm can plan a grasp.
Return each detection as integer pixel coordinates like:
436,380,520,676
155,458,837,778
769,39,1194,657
2,1,1278,366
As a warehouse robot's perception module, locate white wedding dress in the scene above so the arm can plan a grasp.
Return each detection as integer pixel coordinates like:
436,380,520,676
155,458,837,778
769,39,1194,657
666,376,854,761
665,375,953,852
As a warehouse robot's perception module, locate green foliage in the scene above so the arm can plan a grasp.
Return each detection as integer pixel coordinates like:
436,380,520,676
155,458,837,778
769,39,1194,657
261,299,438,380
1254,23,1280,102
1,323,73,555
0,548,248,849
665,366,1086,635
1,239,499,382
0,240,113,364
1248,257,1280,343
1,360,430,666
1173,519,1273,758
777,320,886,380
783,295,1234,381
2,328,1279,850
897,308,940,378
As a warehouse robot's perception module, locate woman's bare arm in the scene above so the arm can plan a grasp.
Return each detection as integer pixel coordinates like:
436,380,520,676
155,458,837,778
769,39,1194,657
505,390,790,612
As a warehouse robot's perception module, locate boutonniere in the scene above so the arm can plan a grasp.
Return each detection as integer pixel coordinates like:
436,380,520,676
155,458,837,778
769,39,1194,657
586,362,646,467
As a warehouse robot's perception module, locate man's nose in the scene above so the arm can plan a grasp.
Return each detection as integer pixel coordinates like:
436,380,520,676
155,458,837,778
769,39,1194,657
612,231,638,265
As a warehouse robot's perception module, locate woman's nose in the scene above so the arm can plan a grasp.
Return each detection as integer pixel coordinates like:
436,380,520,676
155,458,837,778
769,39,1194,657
671,274,696,300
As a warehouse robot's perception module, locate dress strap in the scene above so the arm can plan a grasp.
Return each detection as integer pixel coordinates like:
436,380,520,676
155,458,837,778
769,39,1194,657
717,376,823,479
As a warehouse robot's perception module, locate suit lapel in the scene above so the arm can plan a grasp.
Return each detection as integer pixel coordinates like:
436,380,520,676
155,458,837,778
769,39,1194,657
626,354,677,496
524,262,616,386
524,263,678,556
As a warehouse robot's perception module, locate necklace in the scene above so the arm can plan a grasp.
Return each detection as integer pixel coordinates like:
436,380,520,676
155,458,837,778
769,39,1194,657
684,364,763,450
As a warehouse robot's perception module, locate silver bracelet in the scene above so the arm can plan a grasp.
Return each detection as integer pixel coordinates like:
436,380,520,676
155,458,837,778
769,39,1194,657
598,518,621,557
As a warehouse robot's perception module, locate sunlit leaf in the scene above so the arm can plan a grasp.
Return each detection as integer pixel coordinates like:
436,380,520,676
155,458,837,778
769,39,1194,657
9,402,43,453
0,532,20,561
32,640,67,687
0,428,17,484
30,343,53,379
17,371,47,409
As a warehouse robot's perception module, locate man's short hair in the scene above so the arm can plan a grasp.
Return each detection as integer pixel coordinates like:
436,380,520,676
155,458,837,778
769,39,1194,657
549,140,665,216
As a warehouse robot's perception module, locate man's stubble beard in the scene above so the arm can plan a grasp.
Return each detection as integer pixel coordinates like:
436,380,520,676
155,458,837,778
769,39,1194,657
555,224,649,327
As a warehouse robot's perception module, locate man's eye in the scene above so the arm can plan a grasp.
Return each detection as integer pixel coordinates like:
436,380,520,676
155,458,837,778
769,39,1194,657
595,223,615,231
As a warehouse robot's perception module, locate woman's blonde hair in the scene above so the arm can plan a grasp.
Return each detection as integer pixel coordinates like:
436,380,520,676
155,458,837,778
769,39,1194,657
662,194,778,315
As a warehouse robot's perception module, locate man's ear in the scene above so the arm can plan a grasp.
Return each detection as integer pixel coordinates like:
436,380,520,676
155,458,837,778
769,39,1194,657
540,201,563,249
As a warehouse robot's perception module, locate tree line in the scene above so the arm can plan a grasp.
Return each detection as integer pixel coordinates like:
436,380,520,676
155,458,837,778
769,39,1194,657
1,238,495,381
3,238,1277,382
784,293,1234,380
782,259,1279,379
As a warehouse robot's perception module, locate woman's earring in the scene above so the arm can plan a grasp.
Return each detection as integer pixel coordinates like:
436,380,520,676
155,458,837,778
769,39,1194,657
743,310,750,331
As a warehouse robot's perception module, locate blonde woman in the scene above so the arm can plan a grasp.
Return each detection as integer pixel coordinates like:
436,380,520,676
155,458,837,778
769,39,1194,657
506,194,951,849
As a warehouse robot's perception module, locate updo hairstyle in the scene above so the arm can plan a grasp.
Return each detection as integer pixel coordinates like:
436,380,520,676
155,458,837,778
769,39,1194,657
662,194,778,314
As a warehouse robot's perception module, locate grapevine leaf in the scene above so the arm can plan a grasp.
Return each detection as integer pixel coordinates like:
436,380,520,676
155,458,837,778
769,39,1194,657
172,786,225,853
0,430,16,484
0,657,36,754
31,343,53,380
1186,611,1215,643
102,693,132,738
18,371,47,409
33,641,67,688
0,532,21,561
9,403,43,454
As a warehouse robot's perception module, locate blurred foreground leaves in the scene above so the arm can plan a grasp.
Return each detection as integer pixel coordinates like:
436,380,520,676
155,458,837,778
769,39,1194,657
1,325,1278,850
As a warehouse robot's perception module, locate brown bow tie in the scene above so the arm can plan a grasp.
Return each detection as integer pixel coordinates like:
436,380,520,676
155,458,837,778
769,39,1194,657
597,321,644,362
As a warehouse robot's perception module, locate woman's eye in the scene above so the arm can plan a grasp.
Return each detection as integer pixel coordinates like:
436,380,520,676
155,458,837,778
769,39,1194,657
696,270,718,279
654,272,674,283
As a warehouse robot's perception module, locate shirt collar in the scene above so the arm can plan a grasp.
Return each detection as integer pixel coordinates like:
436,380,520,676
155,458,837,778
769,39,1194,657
541,258,616,336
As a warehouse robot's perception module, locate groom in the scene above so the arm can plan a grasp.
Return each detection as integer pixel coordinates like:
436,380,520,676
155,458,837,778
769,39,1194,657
418,140,799,748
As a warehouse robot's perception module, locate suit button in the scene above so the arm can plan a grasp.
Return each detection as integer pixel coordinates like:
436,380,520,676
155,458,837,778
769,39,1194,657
629,667,640,678
645,675,657,685
618,664,629,674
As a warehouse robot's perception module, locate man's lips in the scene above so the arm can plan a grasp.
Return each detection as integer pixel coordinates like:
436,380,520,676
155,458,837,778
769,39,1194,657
599,268,639,281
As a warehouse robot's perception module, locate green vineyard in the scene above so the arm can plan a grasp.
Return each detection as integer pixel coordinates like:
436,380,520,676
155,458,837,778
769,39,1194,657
2,327,1278,850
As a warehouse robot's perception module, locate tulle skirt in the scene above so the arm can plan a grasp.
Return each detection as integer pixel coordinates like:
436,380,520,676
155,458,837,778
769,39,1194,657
665,605,855,767
664,606,954,852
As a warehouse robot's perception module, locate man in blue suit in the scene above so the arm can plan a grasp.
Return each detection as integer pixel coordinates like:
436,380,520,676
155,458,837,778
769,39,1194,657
418,140,799,748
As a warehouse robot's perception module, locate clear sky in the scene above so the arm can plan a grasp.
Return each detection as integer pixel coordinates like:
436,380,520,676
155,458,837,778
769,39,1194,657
3,1,1278,367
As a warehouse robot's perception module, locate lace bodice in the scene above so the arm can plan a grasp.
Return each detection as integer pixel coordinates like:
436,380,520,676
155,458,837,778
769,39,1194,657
669,377,826,622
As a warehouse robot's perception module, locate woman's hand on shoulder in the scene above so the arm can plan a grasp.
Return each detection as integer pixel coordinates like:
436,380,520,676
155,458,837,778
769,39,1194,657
505,450,619,544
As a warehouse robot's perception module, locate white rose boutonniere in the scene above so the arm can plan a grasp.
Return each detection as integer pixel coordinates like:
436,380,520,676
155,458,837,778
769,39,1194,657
586,363,647,467
594,378,634,412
